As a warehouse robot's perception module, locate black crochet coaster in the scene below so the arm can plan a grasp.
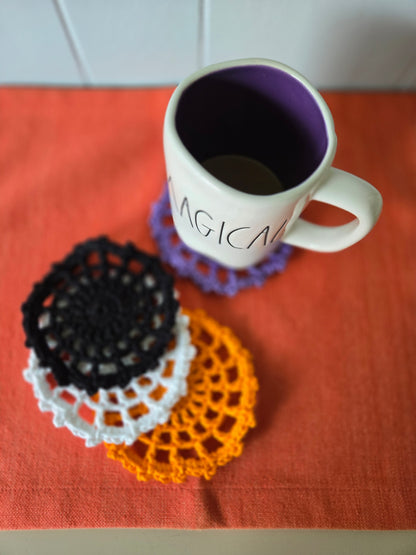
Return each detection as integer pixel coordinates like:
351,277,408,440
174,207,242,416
22,237,179,395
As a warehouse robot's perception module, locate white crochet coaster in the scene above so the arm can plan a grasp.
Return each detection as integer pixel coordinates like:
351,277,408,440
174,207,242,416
24,311,195,447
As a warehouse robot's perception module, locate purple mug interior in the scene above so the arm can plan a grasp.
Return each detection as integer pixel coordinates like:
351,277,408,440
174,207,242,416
175,65,328,191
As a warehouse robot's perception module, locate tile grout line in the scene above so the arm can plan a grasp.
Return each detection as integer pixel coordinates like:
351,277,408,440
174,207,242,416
52,0,94,85
198,0,211,69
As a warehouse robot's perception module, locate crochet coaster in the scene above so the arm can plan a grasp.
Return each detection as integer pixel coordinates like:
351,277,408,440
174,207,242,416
22,237,179,395
106,308,258,483
150,186,293,296
23,311,196,447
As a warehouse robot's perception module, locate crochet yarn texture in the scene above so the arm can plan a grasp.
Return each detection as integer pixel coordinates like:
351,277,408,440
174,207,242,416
150,186,293,296
23,311,196,447
22,237,179,395
106,308,258,483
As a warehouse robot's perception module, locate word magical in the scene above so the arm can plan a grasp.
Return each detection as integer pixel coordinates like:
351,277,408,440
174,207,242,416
168,178,288,250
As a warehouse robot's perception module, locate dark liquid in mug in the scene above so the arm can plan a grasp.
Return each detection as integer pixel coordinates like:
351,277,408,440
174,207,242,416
202,154,284,195
175,65,328,195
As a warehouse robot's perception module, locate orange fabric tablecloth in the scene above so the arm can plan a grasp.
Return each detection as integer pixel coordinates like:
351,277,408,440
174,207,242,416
0,88,415,530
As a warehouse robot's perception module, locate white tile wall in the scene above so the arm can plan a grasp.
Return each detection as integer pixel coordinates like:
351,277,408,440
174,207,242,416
63,0,200,85
0,0,82,85
206,0,416,89
0,0,415,88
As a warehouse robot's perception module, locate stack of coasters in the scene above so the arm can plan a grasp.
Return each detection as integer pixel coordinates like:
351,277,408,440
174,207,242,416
150,186,293,296
106,308,258,483
22,237,257,482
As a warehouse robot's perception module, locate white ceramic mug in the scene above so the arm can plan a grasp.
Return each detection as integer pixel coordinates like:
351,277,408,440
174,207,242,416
164,58,382,269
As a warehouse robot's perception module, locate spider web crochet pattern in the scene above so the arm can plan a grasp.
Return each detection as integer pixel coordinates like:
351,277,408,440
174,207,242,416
106,309,258,483
149,186,293,296
22,237,179,395
23,312,196,447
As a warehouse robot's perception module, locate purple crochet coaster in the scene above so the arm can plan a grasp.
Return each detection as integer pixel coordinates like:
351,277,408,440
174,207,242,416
150,187,293,297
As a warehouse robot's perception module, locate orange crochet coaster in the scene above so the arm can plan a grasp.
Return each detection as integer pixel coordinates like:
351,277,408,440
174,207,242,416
105,308,258,483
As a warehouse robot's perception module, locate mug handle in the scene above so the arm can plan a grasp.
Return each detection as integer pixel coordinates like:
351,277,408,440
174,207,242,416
282,168,383,252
